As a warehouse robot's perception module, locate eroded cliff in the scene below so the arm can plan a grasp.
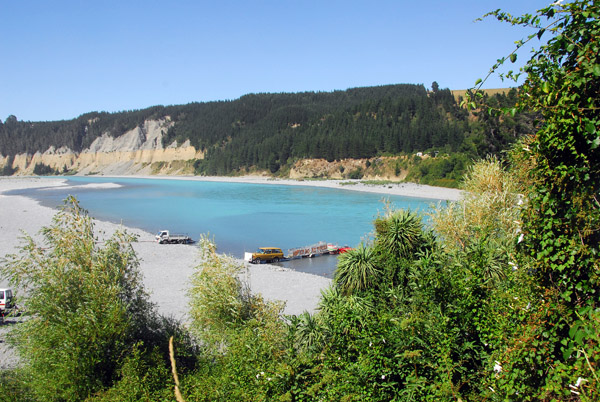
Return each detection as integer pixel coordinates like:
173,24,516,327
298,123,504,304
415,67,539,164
1,119,204,176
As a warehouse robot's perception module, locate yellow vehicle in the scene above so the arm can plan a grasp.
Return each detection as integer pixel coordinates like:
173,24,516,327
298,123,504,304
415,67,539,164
248,247,284,263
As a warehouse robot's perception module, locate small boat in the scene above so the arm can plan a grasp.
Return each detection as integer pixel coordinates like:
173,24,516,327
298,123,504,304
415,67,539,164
337,246,353,254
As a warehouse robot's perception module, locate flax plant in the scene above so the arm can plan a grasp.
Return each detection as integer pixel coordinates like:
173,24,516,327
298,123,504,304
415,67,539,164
374,209,424,259
334,244,380,295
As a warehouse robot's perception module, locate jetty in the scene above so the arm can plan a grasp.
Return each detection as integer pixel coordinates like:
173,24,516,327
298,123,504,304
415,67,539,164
287,241,331,259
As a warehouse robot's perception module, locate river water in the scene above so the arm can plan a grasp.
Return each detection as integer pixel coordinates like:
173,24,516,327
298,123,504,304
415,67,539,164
8,176,443,277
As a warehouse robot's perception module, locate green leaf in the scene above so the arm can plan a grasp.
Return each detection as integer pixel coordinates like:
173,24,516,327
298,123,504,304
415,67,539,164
562,345,573,360
542,81,551,93
510,53,517,63
593,65,600,77
475,78,482,86
574,329,585,345
585,122,596,133
537,28,545,39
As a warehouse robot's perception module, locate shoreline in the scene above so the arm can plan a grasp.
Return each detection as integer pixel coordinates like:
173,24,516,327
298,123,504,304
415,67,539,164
0,176,332,319
104,175,464,201
19,174,464,201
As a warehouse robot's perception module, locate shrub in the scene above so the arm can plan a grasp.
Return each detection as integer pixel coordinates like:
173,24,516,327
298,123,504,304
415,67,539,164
429,156,525,252
184,236,289,401
1,197,156,402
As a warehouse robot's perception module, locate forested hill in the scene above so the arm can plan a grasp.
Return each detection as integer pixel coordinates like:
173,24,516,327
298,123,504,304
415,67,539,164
0,83,533,176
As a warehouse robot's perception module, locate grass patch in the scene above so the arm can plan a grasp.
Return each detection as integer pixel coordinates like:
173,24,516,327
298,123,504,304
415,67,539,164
360,180,397,186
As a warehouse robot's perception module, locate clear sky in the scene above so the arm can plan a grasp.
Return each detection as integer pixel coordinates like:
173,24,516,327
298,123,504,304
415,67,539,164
1,0,553,122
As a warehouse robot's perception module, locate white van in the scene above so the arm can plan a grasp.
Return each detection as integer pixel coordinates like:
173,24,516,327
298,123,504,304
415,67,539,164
0,288,15,317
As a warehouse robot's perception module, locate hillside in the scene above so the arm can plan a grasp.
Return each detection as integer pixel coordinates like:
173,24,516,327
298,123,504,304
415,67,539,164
0,83,535,185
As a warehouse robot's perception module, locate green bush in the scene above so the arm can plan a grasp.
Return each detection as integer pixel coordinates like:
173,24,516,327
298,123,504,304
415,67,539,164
404,153,470,187
1,197,160,402
184,236,289,401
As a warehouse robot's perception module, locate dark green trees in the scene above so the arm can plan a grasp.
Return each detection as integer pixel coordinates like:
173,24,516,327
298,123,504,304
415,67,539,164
1,84,529,179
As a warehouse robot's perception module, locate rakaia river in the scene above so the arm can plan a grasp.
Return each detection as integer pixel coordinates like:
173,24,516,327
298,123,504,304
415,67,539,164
8,176,446,277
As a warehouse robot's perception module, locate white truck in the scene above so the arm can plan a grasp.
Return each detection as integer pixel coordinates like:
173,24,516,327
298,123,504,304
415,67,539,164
0,288,15,322
155,230,194,244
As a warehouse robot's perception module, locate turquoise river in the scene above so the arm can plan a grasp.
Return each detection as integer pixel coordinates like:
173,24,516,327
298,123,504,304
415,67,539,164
8,177,447,277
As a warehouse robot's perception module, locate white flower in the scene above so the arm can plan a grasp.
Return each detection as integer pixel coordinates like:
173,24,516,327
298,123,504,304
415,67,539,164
369,342,373,347
570,377,587,390
493,361,502,373
516,194,524,206
381,375,386,380
518,233,525,243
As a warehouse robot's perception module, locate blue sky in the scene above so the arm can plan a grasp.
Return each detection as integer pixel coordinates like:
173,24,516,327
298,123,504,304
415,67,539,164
1,1,553,122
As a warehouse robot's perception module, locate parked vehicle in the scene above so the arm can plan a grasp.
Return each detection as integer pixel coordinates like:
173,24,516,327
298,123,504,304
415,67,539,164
0,288,15,321
155,230,194,244
246,247,284,263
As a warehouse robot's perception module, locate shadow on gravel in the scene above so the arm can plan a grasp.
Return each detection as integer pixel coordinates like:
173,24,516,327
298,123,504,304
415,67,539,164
0,316,25,333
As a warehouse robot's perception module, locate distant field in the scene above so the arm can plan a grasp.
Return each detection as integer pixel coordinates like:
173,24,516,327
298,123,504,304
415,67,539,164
451,88,511,101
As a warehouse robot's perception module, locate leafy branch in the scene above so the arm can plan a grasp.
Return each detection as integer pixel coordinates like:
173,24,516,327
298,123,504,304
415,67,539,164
462,3,568,113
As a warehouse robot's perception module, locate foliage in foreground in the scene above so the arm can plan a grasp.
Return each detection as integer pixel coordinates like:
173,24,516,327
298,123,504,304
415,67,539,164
476,1,600,399
0,197,182,402
184,235,289,401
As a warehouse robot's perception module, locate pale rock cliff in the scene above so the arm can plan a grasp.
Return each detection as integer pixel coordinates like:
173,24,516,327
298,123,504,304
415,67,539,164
3,119,204,176
290,157,408,181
